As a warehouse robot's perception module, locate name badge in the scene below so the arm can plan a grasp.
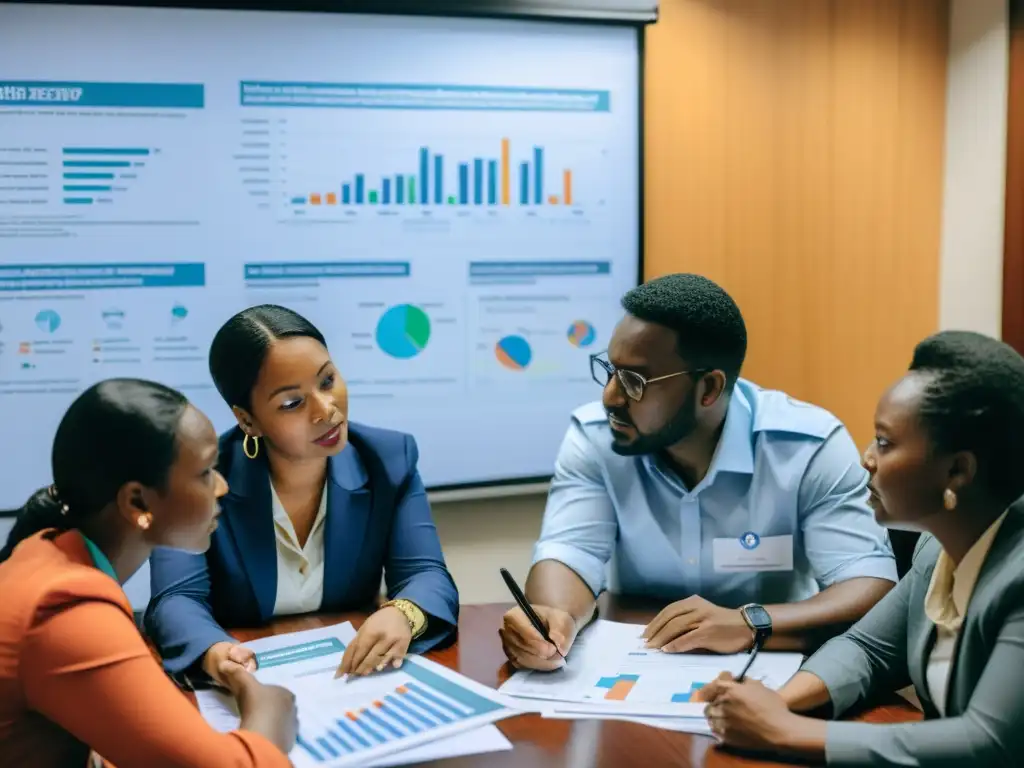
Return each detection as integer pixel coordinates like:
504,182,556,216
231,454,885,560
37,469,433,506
712,531,794,572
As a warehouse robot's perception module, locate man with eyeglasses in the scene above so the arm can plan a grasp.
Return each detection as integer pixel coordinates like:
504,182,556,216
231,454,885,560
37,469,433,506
500,273,897,671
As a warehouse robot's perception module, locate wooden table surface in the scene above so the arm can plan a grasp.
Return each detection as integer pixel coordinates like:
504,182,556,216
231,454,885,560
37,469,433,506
230,599,922,768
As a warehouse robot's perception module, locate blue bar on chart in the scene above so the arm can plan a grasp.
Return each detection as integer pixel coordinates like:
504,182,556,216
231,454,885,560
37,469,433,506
64,185,111,192
533,147,543,204
64,197,93,205
433,154,443,204
63,147,150,156
396,174,405,204
315,736,341,758
375,698,420,733
64,173,114,180
382,178,391,205
473,159,483,205
63,160,132,168
341,184,351,204
487,160,498,205
291,196,307,205
519,162,529,205
458,163,469,205
355,174,365,204
419,147,429,204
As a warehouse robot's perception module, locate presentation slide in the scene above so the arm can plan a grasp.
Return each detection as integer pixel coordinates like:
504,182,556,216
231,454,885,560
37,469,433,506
0,3,640,503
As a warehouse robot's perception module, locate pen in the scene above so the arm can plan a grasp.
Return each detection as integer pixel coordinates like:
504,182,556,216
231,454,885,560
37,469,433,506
499,567,565,660
734,637,765,683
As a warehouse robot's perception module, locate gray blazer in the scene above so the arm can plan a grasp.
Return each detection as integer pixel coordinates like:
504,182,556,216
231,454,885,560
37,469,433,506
801,498,1024,767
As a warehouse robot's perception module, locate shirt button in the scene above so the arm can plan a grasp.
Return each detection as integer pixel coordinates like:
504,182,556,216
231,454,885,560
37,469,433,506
299,564,308,575
688,558,697,565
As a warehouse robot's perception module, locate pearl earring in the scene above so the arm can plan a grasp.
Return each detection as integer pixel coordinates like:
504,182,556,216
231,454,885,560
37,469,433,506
943,489,958,511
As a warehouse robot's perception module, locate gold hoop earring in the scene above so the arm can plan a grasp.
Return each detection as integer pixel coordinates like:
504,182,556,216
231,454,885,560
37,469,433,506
243,434,260,460
137,513,152,531
943,488,958,511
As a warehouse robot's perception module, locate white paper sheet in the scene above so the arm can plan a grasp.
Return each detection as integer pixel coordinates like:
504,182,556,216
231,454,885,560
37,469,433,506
500,619,802,718
540,708,714,736
197,687,513,766
196,622,522,767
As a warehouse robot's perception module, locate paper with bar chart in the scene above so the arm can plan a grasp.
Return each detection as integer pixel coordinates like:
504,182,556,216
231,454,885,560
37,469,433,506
499,620,803,719
196,623,523,767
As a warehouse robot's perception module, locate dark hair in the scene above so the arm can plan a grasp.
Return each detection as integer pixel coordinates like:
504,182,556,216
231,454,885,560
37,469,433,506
909,330,1024,502
208,304,327,412
621,273,748,390
0,378,188,562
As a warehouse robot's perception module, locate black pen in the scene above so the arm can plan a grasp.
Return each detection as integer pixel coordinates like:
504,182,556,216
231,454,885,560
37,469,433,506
499,568,565,660
734,637,765,683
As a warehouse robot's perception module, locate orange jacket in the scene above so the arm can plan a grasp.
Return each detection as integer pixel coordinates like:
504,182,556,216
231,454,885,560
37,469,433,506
0,529,291,768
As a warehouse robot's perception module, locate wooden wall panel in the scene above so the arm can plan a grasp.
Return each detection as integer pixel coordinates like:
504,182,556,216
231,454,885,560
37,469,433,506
1004,0,1024,351
644,0,948,447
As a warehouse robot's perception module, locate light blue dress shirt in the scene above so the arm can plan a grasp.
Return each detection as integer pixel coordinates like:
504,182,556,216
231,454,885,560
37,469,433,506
532,379,897,607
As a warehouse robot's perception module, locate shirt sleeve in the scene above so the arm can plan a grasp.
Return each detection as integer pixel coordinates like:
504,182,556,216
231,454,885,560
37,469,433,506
822,603,1024,767
797,426,898,587
145,546,235,679
22,597,290,768
384,434,459,653
531,420,618,595
799,561,914,717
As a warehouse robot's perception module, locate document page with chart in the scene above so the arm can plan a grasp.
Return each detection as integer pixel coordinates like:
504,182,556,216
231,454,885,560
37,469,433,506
499,620,803,718
196,623,523,767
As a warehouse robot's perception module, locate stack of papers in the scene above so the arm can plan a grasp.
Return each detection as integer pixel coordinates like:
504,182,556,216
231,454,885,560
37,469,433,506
499,620,803,735
196,623,530,767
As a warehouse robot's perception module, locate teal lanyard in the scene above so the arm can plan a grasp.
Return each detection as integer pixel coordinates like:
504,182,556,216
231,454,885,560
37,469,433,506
81,534,119,583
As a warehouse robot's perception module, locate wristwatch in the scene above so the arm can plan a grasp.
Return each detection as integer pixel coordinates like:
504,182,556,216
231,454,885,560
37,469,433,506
739,603,773,651
382,598,428,639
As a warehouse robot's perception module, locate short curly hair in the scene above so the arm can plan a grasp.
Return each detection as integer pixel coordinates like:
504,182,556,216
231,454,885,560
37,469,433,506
909,330,1024,502
621,273,747,390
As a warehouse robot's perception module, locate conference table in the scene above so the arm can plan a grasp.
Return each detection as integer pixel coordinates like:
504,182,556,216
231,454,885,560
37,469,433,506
229,597,921,768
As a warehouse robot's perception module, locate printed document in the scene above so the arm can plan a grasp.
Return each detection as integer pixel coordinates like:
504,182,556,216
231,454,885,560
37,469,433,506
196,622,523,767
500,620,802,718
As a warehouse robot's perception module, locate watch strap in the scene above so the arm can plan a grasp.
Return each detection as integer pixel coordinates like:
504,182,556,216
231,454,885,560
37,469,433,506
739,603,772,645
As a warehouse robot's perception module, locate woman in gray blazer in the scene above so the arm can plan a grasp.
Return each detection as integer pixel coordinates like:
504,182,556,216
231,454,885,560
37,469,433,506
698,330,1024,767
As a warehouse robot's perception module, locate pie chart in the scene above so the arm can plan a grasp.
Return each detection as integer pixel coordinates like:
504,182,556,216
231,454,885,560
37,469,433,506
376,304,431,359
495,334,532,370
35,309,61,334
567,320,596,348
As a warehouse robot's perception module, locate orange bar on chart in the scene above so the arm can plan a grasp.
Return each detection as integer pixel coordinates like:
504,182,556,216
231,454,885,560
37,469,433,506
501,138,510,205
605,679,636,701
563,170,573,205
309,193,322,205
326,192,338,204
548,195,559,205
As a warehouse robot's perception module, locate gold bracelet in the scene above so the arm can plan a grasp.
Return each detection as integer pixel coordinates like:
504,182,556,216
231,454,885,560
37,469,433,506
381,598,428,639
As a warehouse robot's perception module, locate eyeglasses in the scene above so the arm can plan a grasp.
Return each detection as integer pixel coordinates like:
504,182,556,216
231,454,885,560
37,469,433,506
590,352,706,402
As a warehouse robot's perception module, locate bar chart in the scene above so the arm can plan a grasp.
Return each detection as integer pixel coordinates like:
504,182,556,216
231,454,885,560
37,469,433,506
287,138,579,211
288,657,512,767
61,146,157,206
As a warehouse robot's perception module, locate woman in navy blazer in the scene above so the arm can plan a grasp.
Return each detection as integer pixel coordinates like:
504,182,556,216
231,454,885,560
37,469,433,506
145,305,458,684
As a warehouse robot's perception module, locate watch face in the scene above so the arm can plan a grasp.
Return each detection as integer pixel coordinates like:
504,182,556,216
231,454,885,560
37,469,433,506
744,605,772,629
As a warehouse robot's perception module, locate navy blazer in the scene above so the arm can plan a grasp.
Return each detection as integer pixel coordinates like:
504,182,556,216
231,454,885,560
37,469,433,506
144,423,459,677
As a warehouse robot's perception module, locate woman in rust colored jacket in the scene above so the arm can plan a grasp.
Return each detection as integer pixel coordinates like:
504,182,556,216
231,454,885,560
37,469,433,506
0,378,296,768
